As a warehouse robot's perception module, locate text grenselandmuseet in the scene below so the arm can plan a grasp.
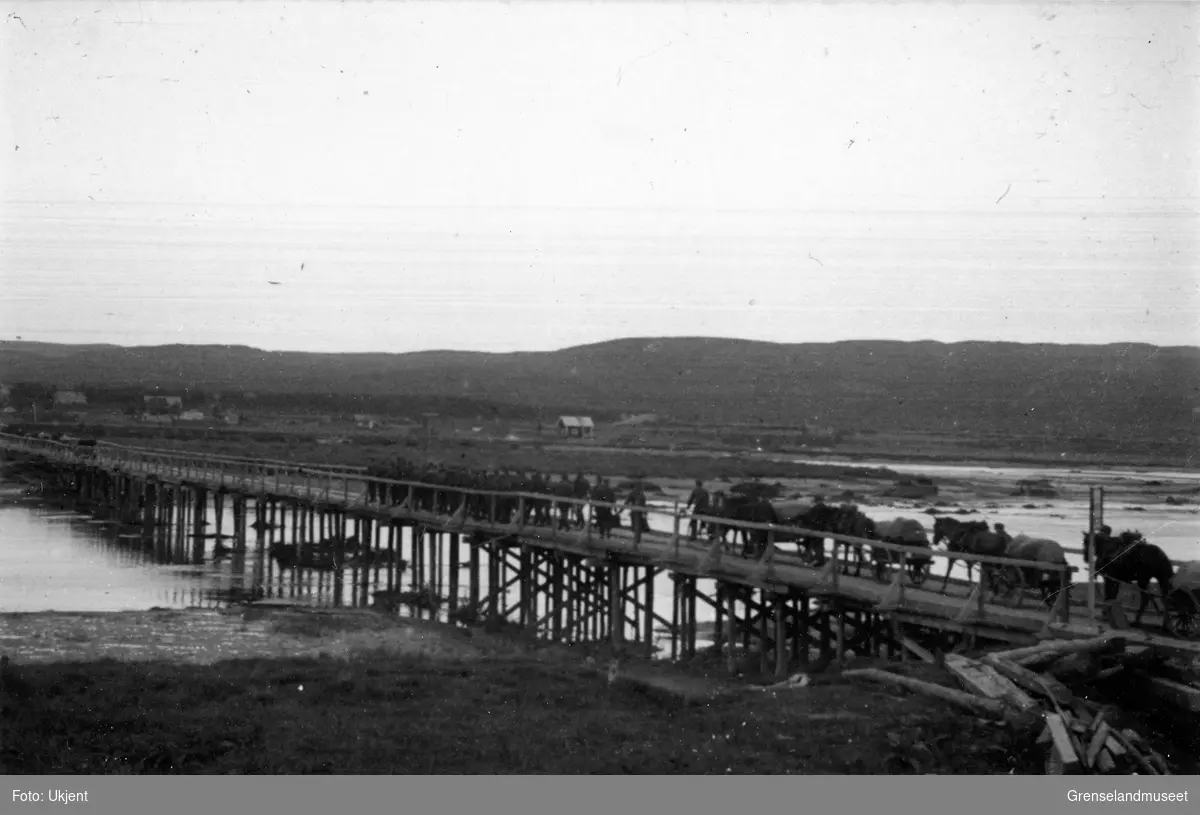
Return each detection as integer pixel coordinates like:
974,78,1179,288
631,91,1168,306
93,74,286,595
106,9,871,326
1068,791,1188,803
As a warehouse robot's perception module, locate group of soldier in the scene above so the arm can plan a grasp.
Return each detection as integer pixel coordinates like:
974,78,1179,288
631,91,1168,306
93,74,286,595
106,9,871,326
361,458,731,543
362,458,683,538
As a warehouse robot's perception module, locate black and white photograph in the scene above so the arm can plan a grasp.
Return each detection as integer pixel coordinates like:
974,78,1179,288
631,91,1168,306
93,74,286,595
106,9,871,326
1,0,1198,791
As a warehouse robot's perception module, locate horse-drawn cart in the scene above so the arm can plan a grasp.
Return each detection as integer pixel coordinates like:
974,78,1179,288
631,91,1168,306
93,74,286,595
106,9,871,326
1165,561,1200,640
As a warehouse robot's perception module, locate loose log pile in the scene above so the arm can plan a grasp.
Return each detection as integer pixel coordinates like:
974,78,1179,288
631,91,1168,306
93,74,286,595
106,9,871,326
842,634,1199,775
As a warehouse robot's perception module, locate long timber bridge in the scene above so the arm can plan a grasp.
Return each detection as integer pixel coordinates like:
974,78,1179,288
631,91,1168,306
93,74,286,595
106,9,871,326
4,432,1197,676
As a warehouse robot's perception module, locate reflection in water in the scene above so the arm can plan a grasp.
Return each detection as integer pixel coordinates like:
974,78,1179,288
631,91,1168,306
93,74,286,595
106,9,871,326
0,486,703,652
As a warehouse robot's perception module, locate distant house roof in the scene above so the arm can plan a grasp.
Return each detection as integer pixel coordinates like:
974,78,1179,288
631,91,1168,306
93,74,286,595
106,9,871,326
557,416,594,428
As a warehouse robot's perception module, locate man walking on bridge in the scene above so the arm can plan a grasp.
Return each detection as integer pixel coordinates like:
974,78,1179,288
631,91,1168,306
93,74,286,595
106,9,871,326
625,480,649,539
685,479,710,541
572,471,590,529
552,473,574,531
592,477,617,538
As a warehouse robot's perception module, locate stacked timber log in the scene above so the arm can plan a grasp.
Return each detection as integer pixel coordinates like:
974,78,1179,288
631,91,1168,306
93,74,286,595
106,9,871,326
844,634,1199,776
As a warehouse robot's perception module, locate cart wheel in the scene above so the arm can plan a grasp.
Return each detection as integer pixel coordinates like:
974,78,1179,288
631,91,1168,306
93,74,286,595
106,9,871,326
1165,593,1198,640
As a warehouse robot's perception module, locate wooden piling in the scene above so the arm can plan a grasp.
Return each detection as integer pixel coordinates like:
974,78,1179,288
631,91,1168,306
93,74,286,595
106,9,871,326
774,592,788,678
191,487,207,563
448,532,460,611
468,533,481,615
486,539,500,621
725,584,737,674
551,553,564,641
643,567,655,658
609,563,623,645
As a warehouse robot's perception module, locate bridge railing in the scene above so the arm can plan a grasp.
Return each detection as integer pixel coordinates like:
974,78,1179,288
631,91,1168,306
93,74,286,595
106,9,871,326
94,439,369,476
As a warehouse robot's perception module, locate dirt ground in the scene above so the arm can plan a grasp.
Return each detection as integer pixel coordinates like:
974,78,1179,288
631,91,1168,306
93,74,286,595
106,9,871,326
1,607,485,666
0,607,1046,775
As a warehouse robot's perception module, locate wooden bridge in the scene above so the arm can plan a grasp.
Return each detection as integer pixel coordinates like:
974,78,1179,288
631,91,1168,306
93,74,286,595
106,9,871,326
3,432,1196,677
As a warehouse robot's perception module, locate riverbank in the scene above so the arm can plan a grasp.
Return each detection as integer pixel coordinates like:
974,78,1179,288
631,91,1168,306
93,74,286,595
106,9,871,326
0,607,1044,774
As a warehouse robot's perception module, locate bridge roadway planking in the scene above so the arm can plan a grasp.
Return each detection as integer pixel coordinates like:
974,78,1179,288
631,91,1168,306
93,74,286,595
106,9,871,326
8,435,1198,664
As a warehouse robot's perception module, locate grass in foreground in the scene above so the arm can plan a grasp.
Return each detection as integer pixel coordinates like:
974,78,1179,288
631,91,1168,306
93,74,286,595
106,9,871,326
1,652,1042,775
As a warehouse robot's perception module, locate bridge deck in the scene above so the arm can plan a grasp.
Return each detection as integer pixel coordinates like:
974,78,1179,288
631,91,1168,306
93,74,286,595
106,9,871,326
6,435,1199,655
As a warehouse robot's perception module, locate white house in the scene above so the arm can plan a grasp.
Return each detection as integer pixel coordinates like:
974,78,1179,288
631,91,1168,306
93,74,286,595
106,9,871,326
178,410,205,422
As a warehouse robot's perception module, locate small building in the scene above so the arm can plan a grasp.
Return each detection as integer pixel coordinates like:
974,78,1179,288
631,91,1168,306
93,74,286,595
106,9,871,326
178,409,205,422
557,416,595,439
53,390,88,406
1015,478,1058,498
0,384,11,404
354,414,379,430
141,413,173,425
223,410,241,426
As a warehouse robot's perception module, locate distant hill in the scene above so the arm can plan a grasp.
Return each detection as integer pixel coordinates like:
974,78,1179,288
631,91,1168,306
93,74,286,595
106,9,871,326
2,338,1198,443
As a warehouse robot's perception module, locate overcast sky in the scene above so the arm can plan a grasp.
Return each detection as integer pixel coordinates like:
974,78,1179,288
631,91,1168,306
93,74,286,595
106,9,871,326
1,1,1197,353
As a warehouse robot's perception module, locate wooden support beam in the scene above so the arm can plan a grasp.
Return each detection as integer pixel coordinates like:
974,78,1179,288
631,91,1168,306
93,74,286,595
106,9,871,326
774,593,788,679
609,561,628,643
956,584,980,622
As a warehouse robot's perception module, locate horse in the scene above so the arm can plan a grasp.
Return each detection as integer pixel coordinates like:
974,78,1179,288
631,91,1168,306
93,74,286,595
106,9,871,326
787,502,835,565
1084,530,1175,628
932,516,975,547
936,519,1008,593
871,517,933,584
710,493,781,558
793,503,874,576
829,504,876,576
997,534,1070,607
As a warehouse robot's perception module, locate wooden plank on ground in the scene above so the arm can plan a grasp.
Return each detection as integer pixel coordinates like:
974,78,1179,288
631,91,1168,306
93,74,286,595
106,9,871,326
991,636,1123,668
1043,713,1081,774
982,654,1074,706
1069,699,1094,728
1104,735,1126,757
943,654,1038,712
842,668,1008,718
1086,721,1111,769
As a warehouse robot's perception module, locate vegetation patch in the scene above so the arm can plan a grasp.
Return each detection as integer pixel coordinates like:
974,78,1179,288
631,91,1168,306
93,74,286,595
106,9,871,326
1,653,1044,775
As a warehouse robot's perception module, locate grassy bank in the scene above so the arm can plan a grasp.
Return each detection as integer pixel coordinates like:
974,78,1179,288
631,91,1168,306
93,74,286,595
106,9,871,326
0,650,1042,775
